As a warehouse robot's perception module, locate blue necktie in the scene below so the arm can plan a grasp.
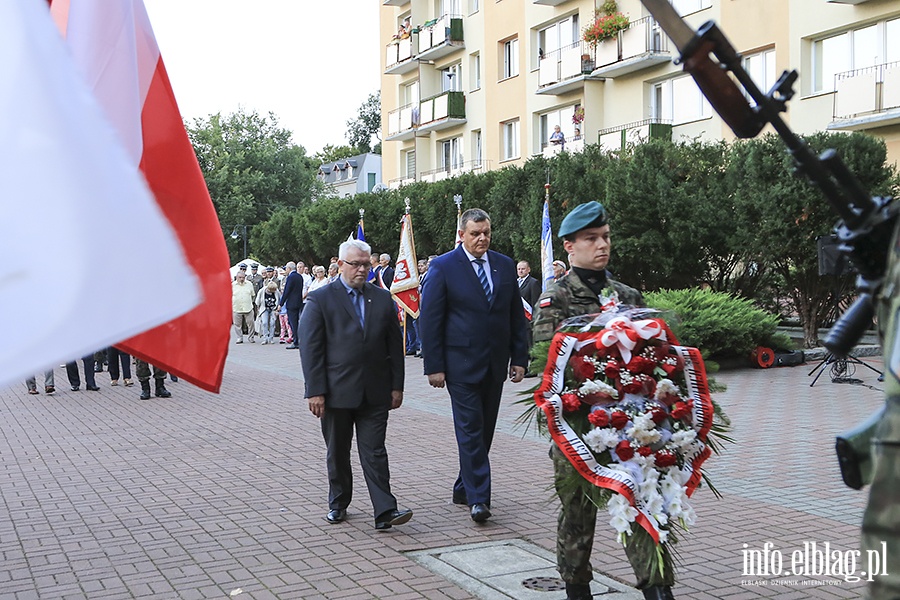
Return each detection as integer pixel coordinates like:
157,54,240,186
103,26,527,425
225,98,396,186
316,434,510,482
352,289,365,328
474,258,493,304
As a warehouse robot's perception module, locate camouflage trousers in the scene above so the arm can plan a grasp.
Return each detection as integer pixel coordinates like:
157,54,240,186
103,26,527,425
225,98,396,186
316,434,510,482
134,358,167,383
862,396,900,599
551,444,674,588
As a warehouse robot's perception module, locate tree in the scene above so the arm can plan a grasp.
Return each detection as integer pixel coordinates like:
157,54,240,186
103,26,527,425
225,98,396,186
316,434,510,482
187,108,324,262
346,92,381,154
314,144,363,164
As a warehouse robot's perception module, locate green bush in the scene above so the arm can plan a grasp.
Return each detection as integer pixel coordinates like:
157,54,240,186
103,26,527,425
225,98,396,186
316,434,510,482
645,288,788,358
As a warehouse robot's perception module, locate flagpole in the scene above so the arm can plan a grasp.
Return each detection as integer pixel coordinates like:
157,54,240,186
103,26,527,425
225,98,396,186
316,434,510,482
453,194,463,247
541,169,555,292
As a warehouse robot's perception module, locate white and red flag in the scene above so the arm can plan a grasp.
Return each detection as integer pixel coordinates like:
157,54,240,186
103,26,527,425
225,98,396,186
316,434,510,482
50,0,231,392
390,214,421,318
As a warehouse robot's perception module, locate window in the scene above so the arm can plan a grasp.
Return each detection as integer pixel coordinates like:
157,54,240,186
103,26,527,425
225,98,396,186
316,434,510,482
502,38,519,79
471,52,481,90
367,172,376,192
473,130,483,166
744,48,776,102
813,18,900,93
469,0,479,14
442,63,463,92
441,137,464,171
671,0,711,16
540,106,578,147
404,150,416,178
651,74,710,125
538,15,579,65
501,119,519,161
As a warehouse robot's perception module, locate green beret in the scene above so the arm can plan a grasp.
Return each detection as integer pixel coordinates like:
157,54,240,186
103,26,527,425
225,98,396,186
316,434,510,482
558,201,608,238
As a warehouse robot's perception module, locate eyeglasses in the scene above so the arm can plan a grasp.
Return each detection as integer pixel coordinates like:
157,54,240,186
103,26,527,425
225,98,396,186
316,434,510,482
343,260,370,270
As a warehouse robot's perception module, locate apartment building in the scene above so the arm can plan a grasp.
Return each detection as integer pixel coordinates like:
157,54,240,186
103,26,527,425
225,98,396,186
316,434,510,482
379,0,900,187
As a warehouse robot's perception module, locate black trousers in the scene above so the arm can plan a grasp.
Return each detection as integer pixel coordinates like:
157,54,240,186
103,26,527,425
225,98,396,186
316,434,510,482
286,306,301,344
66,355,96,388
321,401,396,519
107,347,132,380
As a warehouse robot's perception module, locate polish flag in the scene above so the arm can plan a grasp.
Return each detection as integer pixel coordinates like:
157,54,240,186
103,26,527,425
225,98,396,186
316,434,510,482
1,0,201,388
51,0,231,392
390,214,420,318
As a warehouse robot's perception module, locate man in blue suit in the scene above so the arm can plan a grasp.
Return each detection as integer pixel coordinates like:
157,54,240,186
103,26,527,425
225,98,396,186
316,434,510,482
279,261,304,349
419,208,529,523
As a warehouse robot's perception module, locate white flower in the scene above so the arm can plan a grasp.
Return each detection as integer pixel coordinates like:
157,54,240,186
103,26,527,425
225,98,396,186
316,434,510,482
627,414,662,445
657,529,669,544
670,429,697,452
579,379,618,398
607,494,638,534
583,427,621,453
654,378,679,399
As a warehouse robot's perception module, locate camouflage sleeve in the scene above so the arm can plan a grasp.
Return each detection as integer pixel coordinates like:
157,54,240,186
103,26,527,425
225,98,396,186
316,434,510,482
532,285,568,344
612,280,644,308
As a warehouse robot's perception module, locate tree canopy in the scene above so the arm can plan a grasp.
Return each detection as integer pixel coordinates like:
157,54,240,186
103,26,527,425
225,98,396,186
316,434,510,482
346,91,381,154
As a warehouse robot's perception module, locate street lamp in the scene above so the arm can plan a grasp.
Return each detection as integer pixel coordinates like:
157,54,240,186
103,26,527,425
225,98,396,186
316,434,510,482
230,224,248,259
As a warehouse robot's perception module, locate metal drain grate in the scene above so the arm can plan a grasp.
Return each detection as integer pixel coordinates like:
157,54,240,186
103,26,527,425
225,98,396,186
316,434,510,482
522,576,567,591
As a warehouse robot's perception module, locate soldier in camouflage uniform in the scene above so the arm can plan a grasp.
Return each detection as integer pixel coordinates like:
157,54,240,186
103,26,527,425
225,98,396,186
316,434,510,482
134,358,171,400
532,201,675,600
862,225,900,599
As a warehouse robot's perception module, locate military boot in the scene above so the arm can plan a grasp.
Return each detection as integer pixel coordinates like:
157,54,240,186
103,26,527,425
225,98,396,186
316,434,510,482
566,583,592,600
155,380,172,398
642,586,674,600
139,380,151,400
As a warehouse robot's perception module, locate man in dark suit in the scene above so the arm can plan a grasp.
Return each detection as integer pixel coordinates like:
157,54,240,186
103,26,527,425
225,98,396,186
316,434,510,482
517,260,542,375
298,239,412,531
279,261,303,349
377,253,394,289
419,208,529,523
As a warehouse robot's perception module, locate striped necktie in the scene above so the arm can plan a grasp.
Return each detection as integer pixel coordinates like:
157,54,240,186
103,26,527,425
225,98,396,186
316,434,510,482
474,258,493,304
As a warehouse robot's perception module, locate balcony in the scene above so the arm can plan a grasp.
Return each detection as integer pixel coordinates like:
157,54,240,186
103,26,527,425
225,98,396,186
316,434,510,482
590,16,672,78
385,37,417,75
541,137,585,158
383,0,408,5
533,0,570,4
416,14,464,62
537,42,605,95
420,160,491,182
829,62,900,131
388,176,417,189
416,90,466,134
597,118,672,151
386,102,419,141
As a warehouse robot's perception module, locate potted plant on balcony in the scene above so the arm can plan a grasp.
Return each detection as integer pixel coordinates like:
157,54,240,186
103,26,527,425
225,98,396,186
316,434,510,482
583,3,629,68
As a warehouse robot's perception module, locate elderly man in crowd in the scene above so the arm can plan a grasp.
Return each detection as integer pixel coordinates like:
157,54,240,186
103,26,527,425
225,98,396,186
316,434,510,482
232,270,256,344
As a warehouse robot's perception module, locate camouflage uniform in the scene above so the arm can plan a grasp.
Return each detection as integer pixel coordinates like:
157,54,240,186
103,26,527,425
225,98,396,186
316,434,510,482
134,358,167,383
863,226,900,599
533,270,675,589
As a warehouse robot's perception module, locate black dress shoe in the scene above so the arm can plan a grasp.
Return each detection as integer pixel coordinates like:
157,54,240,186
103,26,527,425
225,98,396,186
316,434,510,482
374,508,413,530
325,509,346,524
85,385,100,391
470,503,491,523
642,585,674,600
70,385,80,391
451,492,468,505
566,582,592,600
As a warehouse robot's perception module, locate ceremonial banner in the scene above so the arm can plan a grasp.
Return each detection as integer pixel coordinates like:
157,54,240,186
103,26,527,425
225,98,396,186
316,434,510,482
541,198,554,292
0,0,199,389
52,0,231,392
390,214,421,318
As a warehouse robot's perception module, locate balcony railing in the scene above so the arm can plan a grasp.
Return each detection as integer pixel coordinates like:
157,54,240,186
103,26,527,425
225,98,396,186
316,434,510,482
416,14,464,61
386,102,419,140
420,159,491,182
539,41,597,88
417,90,466,132
540,137,585,158
832,61,900,124
591,16,671,78
598,118,672,151
385,37,416,75
388,176,417,189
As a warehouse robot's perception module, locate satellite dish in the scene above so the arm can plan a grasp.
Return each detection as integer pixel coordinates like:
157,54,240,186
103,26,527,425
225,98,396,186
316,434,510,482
372,183,388,192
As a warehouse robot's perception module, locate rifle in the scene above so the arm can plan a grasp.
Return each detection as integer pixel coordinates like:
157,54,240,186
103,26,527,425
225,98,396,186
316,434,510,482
638,0,899,489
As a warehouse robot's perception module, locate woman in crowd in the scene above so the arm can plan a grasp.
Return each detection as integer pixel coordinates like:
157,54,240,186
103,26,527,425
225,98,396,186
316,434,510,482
307,265,329,296
256,281,281,345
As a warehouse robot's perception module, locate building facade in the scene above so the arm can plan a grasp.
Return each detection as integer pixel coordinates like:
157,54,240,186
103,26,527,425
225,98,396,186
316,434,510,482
379,0,900,187
316,152,383,197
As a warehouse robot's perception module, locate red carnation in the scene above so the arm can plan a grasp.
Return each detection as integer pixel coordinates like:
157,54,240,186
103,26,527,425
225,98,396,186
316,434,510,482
661,363,678,376
588,409,610,428
572,357,596,382
561,393,582,413
659,392,680,407
615,440,635,461
651,341,671,361
649,407,668,425
637,445,653,457
655,450,677,467
583,392,616,406
670,401,690,421
641,376,657,398
623,378,644,394
609,410,629,430
627,356,656,375
604,361,621,380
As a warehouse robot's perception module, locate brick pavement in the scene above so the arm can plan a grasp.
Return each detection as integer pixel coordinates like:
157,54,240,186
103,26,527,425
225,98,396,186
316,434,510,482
0,345,887,599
